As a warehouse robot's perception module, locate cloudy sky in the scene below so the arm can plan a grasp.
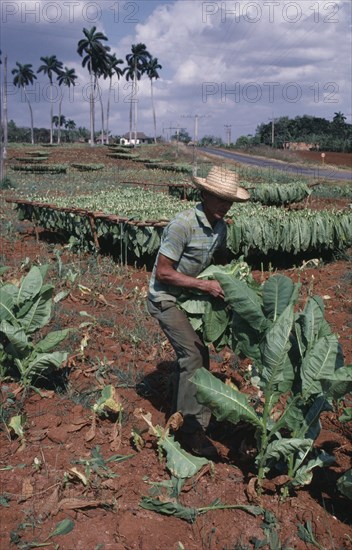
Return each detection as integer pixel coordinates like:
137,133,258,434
1,0,351,141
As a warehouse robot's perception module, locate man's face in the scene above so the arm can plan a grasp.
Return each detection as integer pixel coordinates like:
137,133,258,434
202,191,233,224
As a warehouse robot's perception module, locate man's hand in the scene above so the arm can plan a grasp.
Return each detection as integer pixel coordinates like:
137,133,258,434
156,254,225,299
202,279,225,299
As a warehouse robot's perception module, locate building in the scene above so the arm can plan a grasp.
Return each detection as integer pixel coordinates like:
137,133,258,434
120,132,152,146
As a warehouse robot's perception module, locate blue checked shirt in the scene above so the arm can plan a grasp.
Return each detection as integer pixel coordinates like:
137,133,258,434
148,203,227,302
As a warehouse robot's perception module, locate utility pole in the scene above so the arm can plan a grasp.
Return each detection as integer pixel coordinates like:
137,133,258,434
271,114,276,147
162,124,186,157
181,114,208,175
194,114,199,144
163,124,186,142
224,124,231,146
181,114,208,144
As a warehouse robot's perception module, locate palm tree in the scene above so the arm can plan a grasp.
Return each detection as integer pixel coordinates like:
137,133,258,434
12,62,37,144
52,114,66,141
104,53,124,144
37,55,63,144
146,57,162,143
56,67,77,144
333,111,347,124
95,62,109,145
332,111,347,141
125,43,151,143
65,119,76,142
77,26,110,146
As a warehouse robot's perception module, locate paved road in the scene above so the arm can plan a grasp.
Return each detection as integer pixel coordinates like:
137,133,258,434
199,147,352,182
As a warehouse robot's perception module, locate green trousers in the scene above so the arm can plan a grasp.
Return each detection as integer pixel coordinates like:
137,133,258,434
147,298,211,433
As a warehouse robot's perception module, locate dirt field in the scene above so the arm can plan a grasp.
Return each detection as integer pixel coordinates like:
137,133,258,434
0,145,351,550
295,150,352,169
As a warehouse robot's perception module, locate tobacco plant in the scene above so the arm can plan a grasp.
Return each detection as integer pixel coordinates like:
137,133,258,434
191,273,352,493
13,190,352,260
0,264,68,387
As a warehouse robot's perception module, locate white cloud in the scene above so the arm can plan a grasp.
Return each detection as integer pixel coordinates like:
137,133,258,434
1,0,351,139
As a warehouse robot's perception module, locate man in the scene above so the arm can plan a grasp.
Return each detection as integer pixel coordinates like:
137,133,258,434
147,165,250,458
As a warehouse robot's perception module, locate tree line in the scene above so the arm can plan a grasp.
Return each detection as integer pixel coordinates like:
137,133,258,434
239,114,352,153
1,29,162,147
6,119,81,144
171,114,351,153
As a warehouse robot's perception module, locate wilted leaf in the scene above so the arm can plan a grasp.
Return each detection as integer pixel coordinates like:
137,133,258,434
159,435,209,479
36,486,60,519
109,421,122,451
85,414,96,442
140,496,197,522
8,415,26,439
18,477,33,502
68,467,88,486
53,498,108,515
54,290,70,303
164,412,183,433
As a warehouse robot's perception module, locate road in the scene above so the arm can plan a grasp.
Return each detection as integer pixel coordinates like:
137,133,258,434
199,147,352,182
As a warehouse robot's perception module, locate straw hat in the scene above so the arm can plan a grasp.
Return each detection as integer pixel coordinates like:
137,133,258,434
193,166,250,202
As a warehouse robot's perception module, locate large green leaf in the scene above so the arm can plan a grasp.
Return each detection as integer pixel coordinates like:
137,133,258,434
24,351,68,377
178,294,208,314
262,275,298,321
16,266,43,305
203,300,230,344
0,283,18,299
191,368,263,430
0,288,16,323
258,438,313,471
212,327,230,351
292,450,335,487
0,320,30,358
231,312,262,365
19,287,54,333
215,274,267,332
298,296,326,351
159,435,209,479
16,300,33,320
280,396,331,441
322,364,352,401
301,334,340,397
34,329,69,353
261,305,294,388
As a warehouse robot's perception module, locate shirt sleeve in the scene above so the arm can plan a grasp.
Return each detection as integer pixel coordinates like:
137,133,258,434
159,218,190,263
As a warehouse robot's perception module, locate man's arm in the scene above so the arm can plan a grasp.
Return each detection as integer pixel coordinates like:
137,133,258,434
155,253,225,299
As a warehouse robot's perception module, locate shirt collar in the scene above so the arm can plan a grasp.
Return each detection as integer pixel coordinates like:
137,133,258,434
195,203,214,231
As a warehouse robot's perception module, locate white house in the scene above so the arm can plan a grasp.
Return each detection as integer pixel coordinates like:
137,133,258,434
120,132,152,146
